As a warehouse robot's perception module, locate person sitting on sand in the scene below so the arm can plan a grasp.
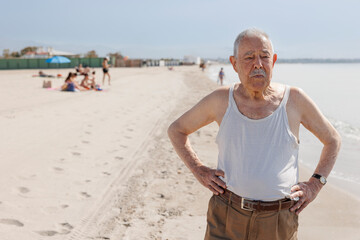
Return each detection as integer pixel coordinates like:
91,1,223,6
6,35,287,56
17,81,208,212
83,66,91,75
80,74,96,90
61,72,85,92
75,64,84,75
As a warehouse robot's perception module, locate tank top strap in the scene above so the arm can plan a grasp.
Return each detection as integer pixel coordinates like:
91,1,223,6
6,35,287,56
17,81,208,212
280,85,290,107
228,83,235,107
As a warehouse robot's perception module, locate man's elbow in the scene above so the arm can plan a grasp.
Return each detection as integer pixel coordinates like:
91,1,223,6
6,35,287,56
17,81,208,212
168,121,188,141
167,122,176,139
335,131,342,150
168,121,182,139
329,130,342,151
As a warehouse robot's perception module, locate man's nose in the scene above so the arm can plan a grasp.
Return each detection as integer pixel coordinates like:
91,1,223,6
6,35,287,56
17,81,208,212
254,55,263,69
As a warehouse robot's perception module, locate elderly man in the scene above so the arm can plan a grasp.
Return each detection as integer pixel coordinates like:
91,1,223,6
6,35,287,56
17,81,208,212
168,28,341,240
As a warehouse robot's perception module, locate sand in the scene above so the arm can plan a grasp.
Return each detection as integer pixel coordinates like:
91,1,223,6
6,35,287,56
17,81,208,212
0,66,359,240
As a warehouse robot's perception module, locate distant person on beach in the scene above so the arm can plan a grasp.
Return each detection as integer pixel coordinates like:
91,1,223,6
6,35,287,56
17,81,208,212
80,74,96,90
61,72,85,92
168,28,341,240
218,68,225,85
102,57,111,85
83,65,91,75
75,64,84,75
91,70,96,81
38,71,55,78
200,62,206,71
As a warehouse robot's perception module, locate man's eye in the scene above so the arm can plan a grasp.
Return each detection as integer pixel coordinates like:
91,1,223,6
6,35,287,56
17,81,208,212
245,57,254,60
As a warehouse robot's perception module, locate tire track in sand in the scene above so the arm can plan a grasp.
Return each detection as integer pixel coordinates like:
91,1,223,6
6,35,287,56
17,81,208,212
65,117,164,240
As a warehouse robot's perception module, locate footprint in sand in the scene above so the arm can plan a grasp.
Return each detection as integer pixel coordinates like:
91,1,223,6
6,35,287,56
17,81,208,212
85,131,91,135
57,222,73,234
127,128,134,132
124,136,132,139
102,172,111,176
80,192,91,198
71,152,81,156
81,140,90,144
36,230,58,236
59,222,73,230
0,219,24,227
18,187,30,194
60,204,69,208
119,145,128,149
114,156,124,160
53,167,63,172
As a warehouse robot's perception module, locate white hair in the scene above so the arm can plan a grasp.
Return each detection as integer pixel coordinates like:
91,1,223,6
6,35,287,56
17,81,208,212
233,28,274,57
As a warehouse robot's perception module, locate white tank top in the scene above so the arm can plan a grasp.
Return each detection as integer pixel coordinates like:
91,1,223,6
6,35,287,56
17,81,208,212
216,84,299,201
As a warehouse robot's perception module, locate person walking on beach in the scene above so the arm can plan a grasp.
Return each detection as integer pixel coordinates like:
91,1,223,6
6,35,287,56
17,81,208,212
102,57,111,85
200,62,206,71
218,67,225,85
168,28,341,240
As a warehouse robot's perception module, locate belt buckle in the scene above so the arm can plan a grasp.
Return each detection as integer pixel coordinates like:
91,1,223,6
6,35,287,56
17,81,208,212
240,198,253,211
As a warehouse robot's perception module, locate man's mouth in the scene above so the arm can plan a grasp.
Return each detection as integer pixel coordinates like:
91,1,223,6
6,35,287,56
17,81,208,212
249,69,266,78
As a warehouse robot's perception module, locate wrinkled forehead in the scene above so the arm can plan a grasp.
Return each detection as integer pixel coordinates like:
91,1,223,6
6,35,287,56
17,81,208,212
238,35,273,55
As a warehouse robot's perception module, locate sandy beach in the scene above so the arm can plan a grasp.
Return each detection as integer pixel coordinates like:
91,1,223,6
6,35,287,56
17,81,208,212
0,66,359,240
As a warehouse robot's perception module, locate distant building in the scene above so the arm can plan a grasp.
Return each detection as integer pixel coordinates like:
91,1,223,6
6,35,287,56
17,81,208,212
183,55,201,65
21,47,77,59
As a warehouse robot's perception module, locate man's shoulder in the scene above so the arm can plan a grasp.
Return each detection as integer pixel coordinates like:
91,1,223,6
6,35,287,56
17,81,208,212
287,86,307,103
209,86,230,98
286,86,315,116
202,86,231,108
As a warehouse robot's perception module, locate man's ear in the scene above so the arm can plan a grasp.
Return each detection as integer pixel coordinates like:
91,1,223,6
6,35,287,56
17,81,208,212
272,54,277,67
229,56,238,73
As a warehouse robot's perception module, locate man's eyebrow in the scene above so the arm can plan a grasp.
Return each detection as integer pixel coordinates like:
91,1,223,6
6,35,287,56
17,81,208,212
262,50,271,54
243,51,254,56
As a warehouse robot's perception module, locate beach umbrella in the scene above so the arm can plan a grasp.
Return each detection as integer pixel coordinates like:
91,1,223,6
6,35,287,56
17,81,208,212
43,56,71,85
46,56,71,64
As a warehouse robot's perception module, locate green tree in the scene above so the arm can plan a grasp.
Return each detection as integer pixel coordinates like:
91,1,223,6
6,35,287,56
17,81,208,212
20,46,38,56
3,49,10,58
85,50,98,58
10,51,20,58
108,51,123,59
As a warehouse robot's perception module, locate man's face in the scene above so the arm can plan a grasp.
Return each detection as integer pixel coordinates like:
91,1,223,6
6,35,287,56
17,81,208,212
230,35,277,92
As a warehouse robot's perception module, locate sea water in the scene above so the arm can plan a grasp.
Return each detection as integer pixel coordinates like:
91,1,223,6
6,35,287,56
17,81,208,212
207,63,360,199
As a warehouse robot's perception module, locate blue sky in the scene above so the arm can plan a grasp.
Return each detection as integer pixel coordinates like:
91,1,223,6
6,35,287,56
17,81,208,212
1,0,360,59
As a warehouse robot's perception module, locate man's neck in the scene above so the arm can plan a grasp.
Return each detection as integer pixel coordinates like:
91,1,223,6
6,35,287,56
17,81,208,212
238,83,276,102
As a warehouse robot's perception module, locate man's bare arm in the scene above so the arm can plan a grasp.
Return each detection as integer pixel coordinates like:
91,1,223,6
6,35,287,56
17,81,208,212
168,90,227,195
290,88,341,214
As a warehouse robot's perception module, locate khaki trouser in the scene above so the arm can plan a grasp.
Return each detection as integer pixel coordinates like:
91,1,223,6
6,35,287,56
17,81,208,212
205,195,298,240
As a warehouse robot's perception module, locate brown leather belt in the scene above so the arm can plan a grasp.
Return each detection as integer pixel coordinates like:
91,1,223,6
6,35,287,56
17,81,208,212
219,189,295,212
